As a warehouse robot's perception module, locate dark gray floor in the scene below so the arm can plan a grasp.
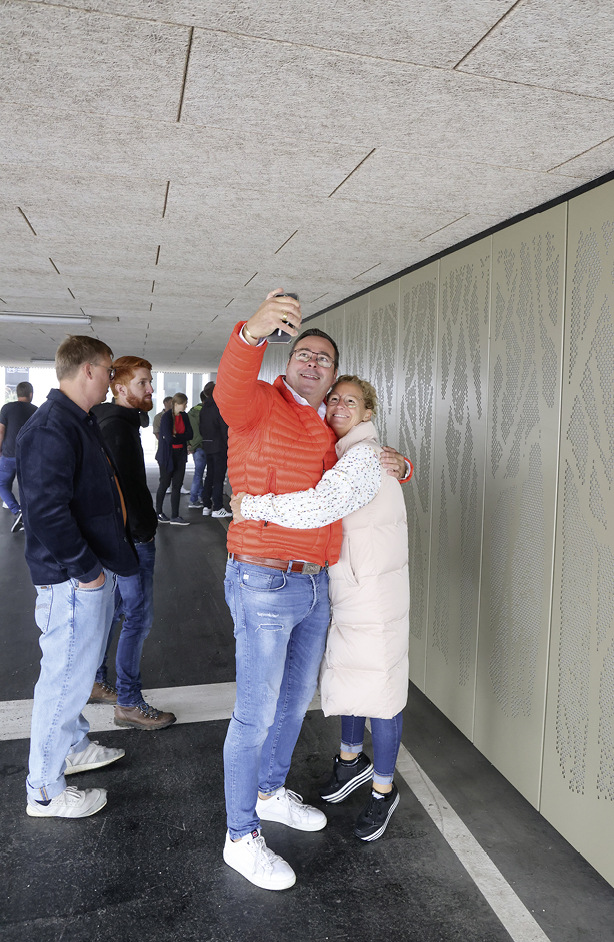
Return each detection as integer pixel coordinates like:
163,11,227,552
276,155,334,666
2,481,614,942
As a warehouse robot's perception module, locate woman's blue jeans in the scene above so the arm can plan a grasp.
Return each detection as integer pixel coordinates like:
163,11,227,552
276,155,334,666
223,559,330,839
341,712,404,785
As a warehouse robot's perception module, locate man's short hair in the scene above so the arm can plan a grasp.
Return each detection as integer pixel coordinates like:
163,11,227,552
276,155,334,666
110,355,152,397
16,381,33,398
200,388,207,403
203,381,215,398
55,335,113,381
290,328,339,370
163,396,172,406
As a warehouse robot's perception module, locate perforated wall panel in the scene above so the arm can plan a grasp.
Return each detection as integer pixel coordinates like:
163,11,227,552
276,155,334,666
398,264,439,691
343,296,370,380
367,282,401,448
426,241,491,738
541,183,614,883
472,206,566,806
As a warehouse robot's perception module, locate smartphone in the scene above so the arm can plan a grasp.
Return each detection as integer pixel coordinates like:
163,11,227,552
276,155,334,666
266,292,299,343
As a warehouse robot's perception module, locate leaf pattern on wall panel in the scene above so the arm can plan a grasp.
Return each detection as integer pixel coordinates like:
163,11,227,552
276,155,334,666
368,292,399,447
557,219,614,799
486,229,562,718
399,272,437,642
344,299,369,380
432,256,489,685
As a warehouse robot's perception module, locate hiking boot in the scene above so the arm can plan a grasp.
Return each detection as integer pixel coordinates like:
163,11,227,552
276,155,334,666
88,681,118,704
114,701,176,730
319,752,374,803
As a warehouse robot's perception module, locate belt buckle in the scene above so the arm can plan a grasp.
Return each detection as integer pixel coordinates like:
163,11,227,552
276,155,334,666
301,561,320,575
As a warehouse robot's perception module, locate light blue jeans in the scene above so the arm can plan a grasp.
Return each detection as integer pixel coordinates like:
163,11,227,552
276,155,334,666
189,448,207,503
96,539,156,706
223,559,330,839
27,569,116,802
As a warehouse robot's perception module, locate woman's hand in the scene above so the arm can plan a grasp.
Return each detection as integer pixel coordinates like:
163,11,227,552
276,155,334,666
230,492,247,522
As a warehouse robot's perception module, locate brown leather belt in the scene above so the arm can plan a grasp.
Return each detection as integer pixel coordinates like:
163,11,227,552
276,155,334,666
228,553,325,575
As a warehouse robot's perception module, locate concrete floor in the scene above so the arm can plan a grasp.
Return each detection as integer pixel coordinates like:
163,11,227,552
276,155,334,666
2,468,614,942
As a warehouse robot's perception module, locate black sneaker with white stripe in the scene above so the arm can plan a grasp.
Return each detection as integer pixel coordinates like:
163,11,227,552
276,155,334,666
353,783,399,841
319,752,374,803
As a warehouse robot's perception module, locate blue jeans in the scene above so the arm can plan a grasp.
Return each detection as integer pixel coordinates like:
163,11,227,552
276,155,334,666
96,539,156,706
0,455,19,514
27,569,116,801
341,712,404,785
223,559,330,839
189,448,207,502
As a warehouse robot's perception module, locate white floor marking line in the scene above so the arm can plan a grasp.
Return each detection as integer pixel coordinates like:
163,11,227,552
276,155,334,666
395,743,552,942
0,683,322,741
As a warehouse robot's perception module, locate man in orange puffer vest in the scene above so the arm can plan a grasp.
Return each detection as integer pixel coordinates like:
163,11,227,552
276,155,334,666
215,290,405,891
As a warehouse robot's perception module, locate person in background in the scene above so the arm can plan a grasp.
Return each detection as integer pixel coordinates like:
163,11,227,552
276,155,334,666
155,393,192,526
0,381,37,532
199,382,231,519
232,376,411,843
187,389,207,509
91,355,176,731
16,335,136,818
152,396,172,440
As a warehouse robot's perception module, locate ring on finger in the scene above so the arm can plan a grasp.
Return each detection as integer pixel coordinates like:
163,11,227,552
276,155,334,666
281,313,289,323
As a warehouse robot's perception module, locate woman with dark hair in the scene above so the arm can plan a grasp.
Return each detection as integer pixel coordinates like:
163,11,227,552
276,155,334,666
231,375,411,842
155,392,192,526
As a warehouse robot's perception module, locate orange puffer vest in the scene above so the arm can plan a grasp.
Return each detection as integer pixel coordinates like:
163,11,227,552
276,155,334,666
215,323,343,565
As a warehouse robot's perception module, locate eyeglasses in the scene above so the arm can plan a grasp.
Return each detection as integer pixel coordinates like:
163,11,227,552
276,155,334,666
94,363,116,381
327,393,364,409
292,349,334,369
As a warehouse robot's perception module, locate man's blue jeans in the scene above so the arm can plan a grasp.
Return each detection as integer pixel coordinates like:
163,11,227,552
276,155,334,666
27,569,116,801
223,559,330,839
0,455,19,514
189,448,207,503
96,539,156,707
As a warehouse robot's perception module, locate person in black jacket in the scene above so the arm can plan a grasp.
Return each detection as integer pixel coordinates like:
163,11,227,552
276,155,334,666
155,392,193,525
199,382,232,519
91,356,176,731
16,335,136,818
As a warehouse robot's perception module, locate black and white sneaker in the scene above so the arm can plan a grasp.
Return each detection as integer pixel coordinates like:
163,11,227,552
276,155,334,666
11,511,23,533
157,512,170,523
319,752,374,804
353,783,399,841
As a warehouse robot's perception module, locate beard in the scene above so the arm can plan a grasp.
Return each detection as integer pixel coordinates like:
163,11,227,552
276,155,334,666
125,391,153,411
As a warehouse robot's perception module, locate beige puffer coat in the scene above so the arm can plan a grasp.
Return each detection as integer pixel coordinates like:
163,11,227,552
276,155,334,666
319,421,410,720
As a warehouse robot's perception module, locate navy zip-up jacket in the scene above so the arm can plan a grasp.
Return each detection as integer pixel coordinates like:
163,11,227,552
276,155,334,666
16,388,139,586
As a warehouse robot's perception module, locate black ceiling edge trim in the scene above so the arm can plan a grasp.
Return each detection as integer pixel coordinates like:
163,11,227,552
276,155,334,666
303,166,614,324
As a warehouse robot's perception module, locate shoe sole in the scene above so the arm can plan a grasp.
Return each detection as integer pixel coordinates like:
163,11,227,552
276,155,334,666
257,809,327,831
114,716,177,730
87,697,118,705
223,851,296,890
320,761,374,803
65,749,125,775
355,792,400,842
26,795,108,818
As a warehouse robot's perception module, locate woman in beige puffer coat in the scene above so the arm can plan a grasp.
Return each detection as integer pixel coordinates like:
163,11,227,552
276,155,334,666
234,376,411,842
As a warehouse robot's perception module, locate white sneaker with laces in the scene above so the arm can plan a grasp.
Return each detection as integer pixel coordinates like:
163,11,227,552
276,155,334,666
65,740,125,775
26,785,107,818
256,787,327,831
202,507,212,516
223,830,296,890
212,508,232,519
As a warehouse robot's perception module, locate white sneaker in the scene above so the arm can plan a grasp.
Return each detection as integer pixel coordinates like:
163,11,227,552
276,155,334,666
180,486,190,494
65,740,125,775
256,787,327,831
26,786,107,818
202,507,212,516
223,830,296,890
212,508,232,519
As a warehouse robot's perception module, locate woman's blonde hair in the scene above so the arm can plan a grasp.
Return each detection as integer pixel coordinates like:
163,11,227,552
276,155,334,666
329,375,378,414
171,392,188,433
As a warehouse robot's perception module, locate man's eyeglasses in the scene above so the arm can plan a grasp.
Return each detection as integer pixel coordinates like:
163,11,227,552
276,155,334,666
327,393,364,409
94,363,116,381
291,349,334,369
